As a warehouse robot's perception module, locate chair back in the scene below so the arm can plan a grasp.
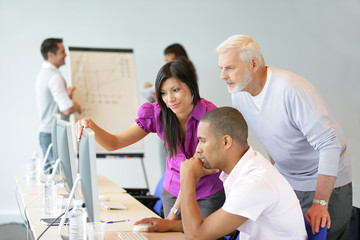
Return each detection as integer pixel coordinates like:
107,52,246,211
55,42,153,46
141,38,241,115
153,173,165,215
304,217,327,240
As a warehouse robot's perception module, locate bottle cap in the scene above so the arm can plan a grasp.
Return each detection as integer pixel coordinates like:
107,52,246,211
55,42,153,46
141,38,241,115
32,150,38,158
46,174,54,180
74,199,83,208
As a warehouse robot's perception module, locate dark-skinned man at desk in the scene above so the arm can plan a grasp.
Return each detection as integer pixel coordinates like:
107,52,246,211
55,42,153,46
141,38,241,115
180,107,307,240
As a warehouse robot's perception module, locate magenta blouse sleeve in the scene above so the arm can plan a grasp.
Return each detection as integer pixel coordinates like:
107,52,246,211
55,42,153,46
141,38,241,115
135,102,157,133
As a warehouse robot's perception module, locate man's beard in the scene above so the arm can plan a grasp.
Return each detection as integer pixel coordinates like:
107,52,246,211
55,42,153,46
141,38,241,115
228,67,251,94
199,155,212,169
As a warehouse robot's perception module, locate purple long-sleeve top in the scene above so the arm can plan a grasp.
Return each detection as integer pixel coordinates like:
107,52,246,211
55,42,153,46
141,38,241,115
136,98,224,199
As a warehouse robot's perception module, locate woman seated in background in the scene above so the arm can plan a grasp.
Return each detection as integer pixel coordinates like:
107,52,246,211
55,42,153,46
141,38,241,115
142,43,195,103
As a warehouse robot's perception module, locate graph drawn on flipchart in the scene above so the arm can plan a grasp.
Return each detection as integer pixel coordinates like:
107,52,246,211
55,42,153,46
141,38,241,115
69,48,144,154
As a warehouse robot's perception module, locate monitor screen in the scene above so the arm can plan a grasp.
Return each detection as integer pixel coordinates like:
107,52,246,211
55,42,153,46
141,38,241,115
78,128,100,223
51,113,61,161
56,119,77,193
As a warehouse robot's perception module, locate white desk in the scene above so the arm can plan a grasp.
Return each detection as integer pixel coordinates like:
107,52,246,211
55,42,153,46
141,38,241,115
17,175,184,240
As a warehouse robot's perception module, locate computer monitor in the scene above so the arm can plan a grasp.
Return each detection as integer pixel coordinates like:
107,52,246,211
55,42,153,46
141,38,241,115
78,128,100,223
41,114,61,176
51,113,61,161
56,119,77,193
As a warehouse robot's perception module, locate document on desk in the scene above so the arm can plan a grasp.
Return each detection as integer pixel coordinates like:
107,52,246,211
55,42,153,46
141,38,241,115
118,232,148,240
101,201,127,210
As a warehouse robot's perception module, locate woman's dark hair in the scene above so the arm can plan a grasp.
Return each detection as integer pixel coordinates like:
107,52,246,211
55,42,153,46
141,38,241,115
164,43,188,58
155,58,200,157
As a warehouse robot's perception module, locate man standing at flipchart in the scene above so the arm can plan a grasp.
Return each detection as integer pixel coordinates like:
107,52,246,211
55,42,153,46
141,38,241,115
35,38,81,172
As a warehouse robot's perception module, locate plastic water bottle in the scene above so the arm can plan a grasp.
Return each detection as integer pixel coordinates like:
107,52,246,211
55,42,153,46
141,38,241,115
44,175,57,215
34,151,42,181
69,200,86,240
30,151,40,181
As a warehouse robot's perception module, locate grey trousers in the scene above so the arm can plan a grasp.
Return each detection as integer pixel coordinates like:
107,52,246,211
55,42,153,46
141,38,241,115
161,187,225,219
295,182,352,240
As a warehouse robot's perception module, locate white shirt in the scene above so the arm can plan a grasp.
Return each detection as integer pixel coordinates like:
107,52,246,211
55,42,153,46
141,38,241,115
250,68,272,110
45,62,73,112
220,147,307,240
35,61,73,132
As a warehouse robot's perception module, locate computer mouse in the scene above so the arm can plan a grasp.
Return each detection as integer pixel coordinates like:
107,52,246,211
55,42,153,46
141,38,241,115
98,194,110,201
133,223,152,232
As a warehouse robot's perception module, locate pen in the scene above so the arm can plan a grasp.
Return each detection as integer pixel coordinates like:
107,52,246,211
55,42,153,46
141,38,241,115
104,219,130,224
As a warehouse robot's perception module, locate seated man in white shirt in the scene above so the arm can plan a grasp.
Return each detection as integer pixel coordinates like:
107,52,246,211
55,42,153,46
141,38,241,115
35,38,81,172
180,107,307,240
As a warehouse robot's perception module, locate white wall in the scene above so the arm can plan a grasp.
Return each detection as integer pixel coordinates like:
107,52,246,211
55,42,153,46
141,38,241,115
0,0,359,223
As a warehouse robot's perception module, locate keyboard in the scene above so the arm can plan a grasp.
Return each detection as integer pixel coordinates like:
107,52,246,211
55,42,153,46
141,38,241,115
118,232,149,240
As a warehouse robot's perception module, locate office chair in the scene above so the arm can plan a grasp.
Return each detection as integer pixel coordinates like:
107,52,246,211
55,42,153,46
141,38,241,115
222,217,327,240
222,230,239,240
304,217,327,240
151,173,165,216
123,187,149,196
124,173,165,217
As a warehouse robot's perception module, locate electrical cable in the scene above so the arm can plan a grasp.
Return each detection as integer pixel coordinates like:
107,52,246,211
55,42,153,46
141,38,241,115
15,172,43,237
36,208,73,240
22,176,63,239
15,179,28,225
23,190,44,240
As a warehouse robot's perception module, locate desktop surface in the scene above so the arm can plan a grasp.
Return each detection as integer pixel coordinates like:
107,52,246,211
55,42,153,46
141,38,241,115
17,175,184,240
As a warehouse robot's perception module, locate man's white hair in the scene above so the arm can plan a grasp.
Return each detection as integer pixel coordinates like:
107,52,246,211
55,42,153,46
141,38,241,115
216,35,265,67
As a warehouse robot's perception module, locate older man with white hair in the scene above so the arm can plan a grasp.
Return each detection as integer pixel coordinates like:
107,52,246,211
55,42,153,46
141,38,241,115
216,34,352,239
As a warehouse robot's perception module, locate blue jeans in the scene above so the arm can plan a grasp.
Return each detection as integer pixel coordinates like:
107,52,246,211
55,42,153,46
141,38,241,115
39,132,54,174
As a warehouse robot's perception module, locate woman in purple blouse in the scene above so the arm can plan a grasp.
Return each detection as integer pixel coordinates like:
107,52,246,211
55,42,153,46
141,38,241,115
75,58,225,232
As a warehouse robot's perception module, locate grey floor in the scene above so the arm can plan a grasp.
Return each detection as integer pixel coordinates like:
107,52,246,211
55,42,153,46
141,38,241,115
0,223,33,240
